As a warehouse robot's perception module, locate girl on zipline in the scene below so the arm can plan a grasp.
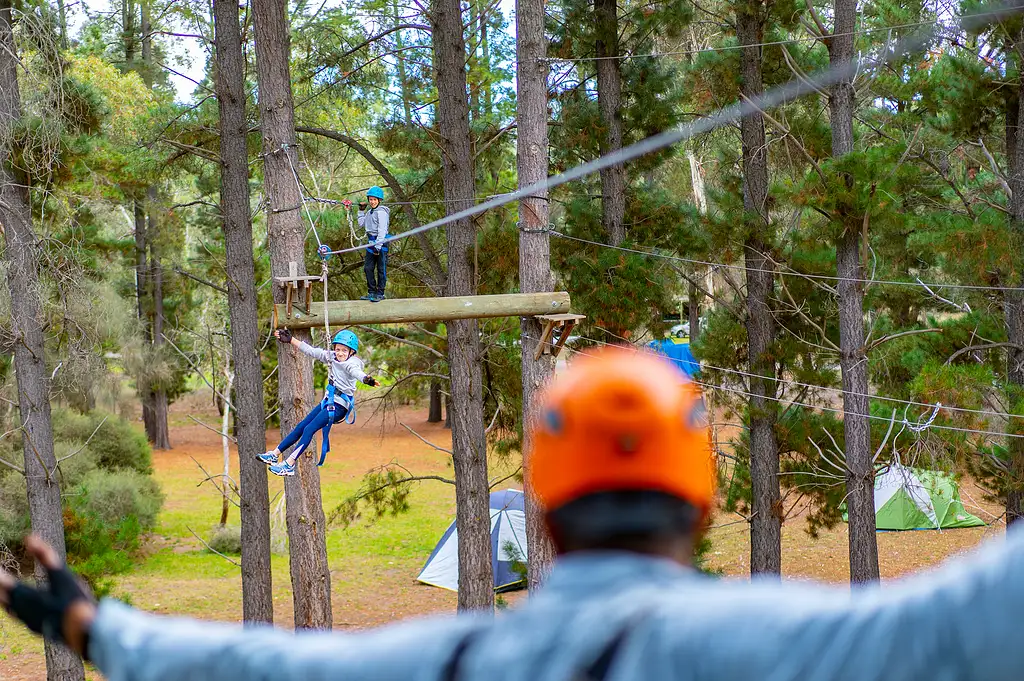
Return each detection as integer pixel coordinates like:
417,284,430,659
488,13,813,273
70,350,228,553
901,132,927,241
258,329,378,477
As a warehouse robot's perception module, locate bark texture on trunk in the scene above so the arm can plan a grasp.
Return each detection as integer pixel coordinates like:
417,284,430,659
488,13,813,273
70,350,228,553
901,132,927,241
214,0,274,622
516,0,557,589
737,1,781,577
1006,44,1024,527
0,4,85,678
429,381,443,422
431,0,494,611
830,0,878,582
148,212,171,449
252,0,332,628
594,0,625,246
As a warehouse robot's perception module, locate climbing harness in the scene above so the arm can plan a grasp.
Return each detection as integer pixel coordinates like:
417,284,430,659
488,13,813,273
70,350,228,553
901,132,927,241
318,381,355,467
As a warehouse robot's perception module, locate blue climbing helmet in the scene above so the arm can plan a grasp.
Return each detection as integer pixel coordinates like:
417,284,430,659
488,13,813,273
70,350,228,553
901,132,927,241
332,330,359,353
366,186,385,201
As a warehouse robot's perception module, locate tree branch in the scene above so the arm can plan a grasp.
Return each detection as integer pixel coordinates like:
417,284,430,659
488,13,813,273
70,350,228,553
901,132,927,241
173,267,228,294
295,126,446,291
186,525,241,567
400,422,452,454
867,327,942,351
354,324,445,359
946,342,1024,365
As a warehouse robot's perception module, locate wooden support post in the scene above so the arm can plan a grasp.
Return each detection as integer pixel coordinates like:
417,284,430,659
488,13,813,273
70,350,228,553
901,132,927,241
275,260,322,318
533,313,586,360
274,292,574,329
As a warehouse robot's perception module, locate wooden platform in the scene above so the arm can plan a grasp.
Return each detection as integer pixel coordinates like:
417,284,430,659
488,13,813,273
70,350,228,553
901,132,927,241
273,292,573,329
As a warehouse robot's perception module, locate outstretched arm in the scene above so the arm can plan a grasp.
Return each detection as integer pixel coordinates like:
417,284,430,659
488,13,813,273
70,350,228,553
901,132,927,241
1,535,474,681
664,528,1024,681
275,329,331,363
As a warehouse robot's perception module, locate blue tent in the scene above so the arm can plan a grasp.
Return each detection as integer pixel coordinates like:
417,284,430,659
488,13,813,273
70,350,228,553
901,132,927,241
417,489,528,592
648,339,700,378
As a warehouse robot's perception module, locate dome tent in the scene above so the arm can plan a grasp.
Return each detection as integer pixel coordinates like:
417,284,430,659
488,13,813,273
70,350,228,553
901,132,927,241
858,462,985,530
417,489,528,592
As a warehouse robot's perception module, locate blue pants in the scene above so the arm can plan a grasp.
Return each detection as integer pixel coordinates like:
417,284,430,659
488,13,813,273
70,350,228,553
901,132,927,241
364,246,387,297
277,401,348,462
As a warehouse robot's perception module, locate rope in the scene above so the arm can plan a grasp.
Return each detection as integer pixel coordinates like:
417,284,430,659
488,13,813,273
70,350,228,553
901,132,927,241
283,144,325,249
321,2,1024,261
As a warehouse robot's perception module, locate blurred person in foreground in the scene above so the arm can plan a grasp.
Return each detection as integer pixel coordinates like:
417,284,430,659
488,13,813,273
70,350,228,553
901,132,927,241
4,346,1024,681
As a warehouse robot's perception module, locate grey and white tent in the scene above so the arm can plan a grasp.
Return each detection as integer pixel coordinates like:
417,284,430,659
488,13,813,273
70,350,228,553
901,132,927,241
417,488,528,592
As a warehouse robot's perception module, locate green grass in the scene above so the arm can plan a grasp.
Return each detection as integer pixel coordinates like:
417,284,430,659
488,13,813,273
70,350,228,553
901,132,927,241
2,405,477,676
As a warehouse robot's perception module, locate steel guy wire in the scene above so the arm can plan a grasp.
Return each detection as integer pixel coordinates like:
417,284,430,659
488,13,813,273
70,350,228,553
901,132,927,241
552,232,1020,293
533,331,1024,427
539,13,1005,63
321,2,1024,261
543,337,1024,440
282,144,325,249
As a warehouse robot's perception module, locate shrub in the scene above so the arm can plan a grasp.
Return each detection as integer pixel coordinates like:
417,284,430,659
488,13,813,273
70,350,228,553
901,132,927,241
54,440,99,488
53,408,152,475
63,505,139,597
0,473,29,546
74,469,163,531
207,525,242,555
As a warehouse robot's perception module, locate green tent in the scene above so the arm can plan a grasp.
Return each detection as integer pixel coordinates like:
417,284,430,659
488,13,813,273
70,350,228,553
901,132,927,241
867,463,985,530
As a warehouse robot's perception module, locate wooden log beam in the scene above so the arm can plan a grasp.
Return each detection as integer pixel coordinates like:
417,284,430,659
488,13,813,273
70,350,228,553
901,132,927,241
274,292,572,329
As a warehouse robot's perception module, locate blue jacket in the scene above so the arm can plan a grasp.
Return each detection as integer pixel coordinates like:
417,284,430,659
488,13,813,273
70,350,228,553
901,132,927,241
90,529,1024,681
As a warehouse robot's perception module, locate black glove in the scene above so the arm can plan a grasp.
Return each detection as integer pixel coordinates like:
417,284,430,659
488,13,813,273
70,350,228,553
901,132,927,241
358,202,367,211
362,375,378,387
7,564,94,657
277,329,293,344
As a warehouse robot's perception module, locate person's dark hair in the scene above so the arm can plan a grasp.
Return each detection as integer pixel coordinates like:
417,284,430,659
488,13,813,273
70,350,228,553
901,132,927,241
546,490,701,555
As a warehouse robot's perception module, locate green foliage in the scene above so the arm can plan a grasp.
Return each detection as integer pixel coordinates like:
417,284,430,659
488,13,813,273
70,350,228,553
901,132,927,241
73,469,163,530
52,408,153,475
328,463,415,528
207,525,243,556
63,506,143,597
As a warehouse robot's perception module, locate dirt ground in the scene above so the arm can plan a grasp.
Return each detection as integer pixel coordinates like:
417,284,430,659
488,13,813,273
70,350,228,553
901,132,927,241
0,393,1009,679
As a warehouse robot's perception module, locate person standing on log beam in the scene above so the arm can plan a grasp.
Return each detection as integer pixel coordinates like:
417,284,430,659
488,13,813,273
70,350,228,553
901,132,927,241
357,186,390,302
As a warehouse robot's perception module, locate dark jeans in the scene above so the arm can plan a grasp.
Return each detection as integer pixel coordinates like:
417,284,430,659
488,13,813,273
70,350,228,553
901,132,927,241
364,246,388,297
276,401,348,462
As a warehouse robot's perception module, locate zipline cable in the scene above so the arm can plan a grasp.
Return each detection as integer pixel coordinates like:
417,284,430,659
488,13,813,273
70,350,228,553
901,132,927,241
323,2,1024,263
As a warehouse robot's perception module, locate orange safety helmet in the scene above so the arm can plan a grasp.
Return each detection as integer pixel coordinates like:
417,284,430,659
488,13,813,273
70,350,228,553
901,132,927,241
528,346,715,517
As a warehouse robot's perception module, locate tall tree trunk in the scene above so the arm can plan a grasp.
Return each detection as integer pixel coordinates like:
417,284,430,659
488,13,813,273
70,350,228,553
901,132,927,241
135,198,158,437
687,148,708,339
594,0,625,246
1006,43,1024,527
481,11,491,116
252,0,332,628
220,370,235,527
0,4,85,679
214,0,276,622
140,0,151,84
737,0,781,577
516,0,556,589
428,381,443,422
214,0,274,619
122,0,136,66
431,0,494,612
141,7,171,450
830,0,878,582
148,220,171,450
393,0,413,125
